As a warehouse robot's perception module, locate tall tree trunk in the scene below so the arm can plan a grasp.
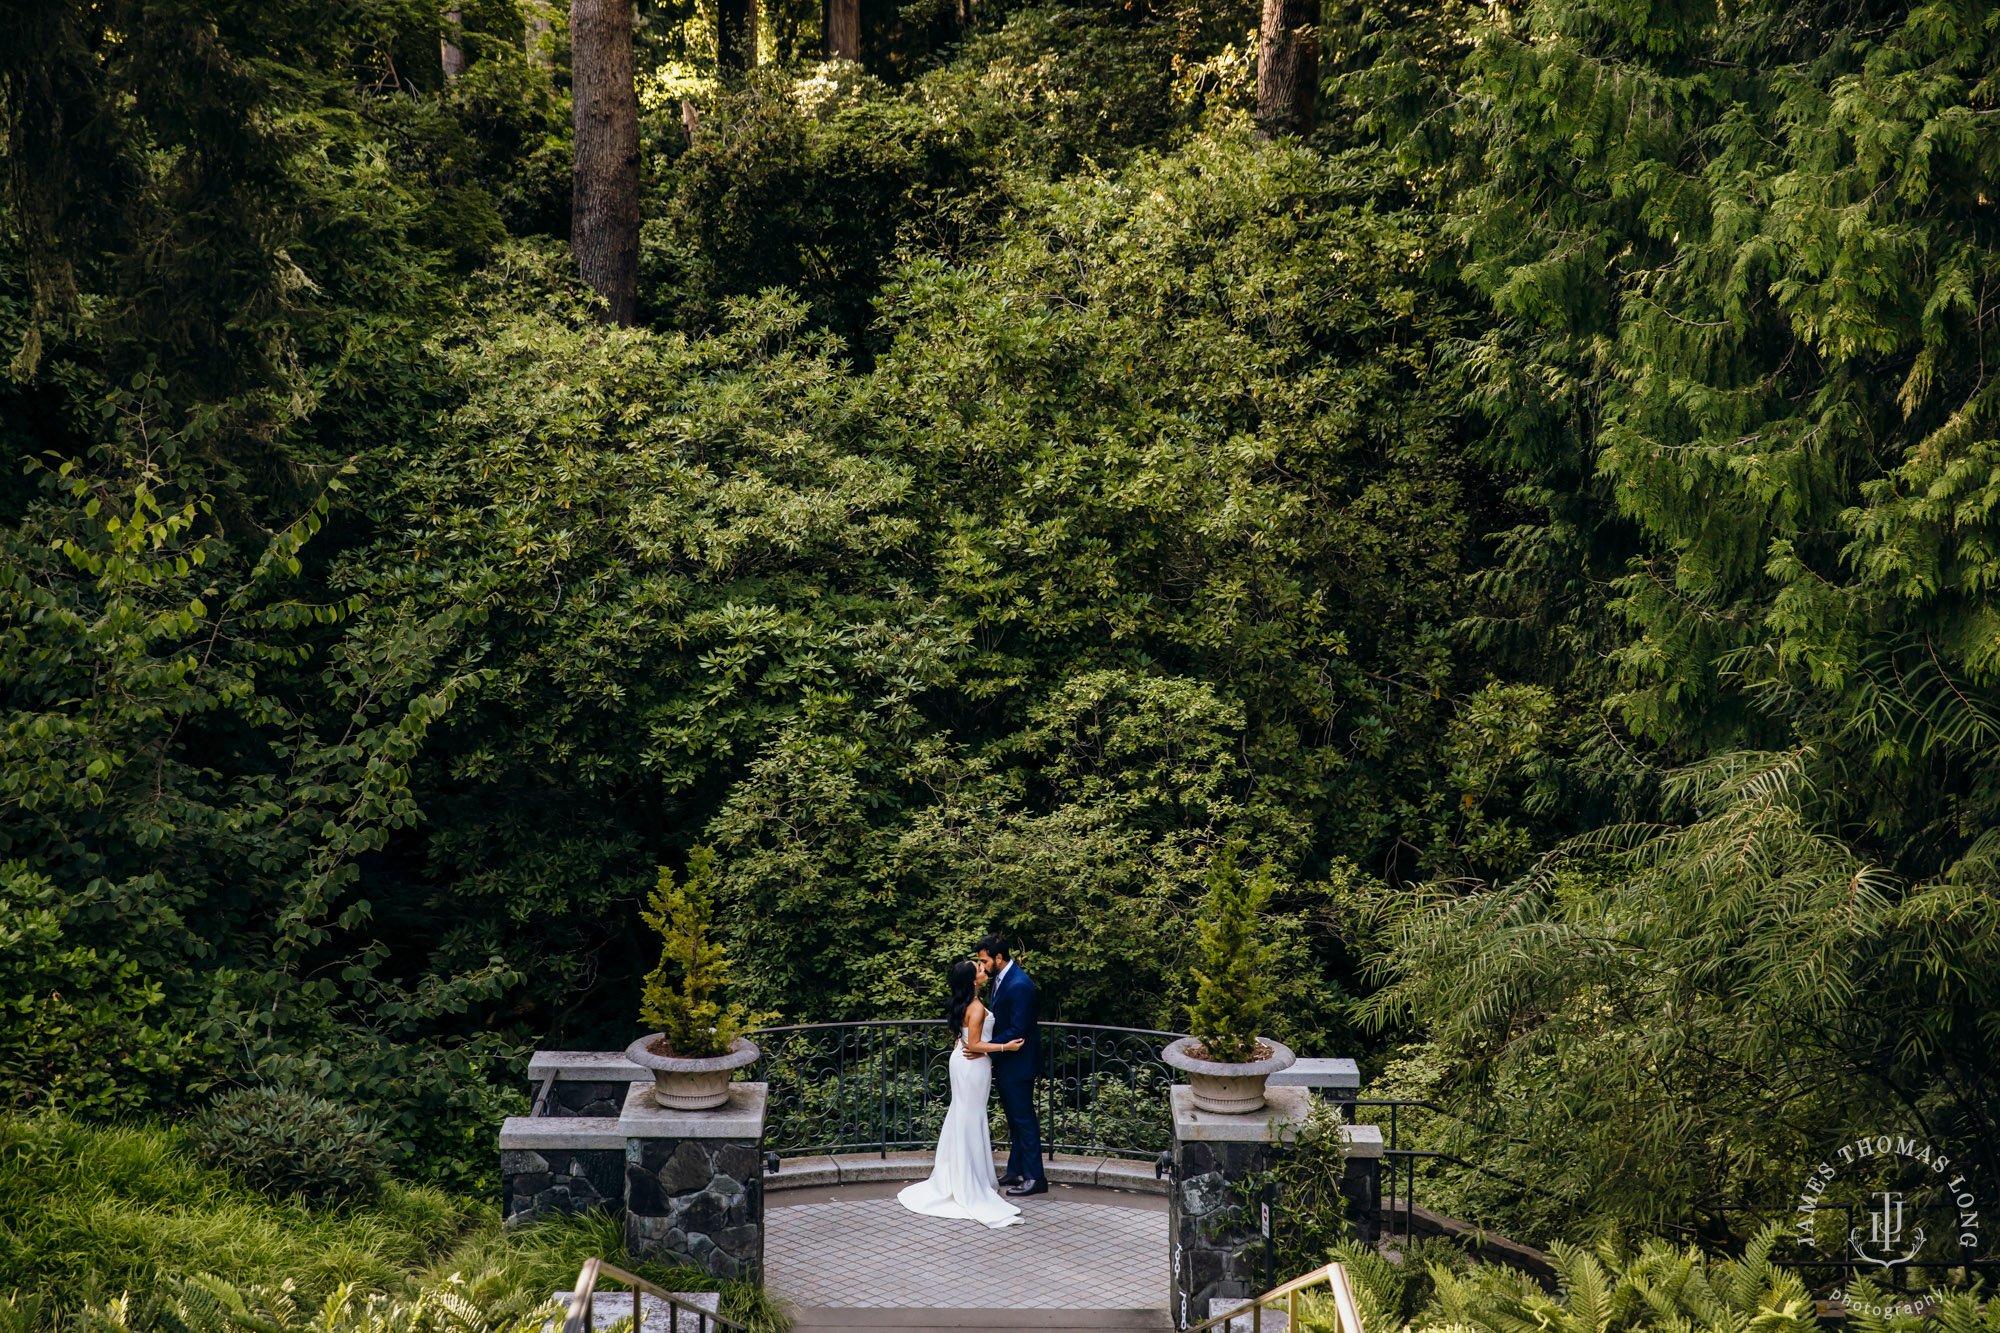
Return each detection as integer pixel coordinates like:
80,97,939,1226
523,0,554,66
1256,0,1318,137
716,0,758,72
440,7,467,80
823,0,859,60
570,0,640,326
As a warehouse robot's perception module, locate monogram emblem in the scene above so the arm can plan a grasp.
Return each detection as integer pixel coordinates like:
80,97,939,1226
1794,1131,1982,1295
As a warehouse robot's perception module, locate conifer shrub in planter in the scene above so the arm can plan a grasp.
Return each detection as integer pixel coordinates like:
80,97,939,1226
625,848,767,1110
184,1086,387,1203
1161,845,1296,1114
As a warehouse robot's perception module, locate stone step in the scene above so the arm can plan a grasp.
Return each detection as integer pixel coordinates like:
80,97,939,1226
1208,1304,1290,1333
788,1311,1172,1330
764,1151,1170,1196
549,1290,721,1333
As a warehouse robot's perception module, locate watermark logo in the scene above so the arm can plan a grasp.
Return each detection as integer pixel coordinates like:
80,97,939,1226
1795,1132,1980,1271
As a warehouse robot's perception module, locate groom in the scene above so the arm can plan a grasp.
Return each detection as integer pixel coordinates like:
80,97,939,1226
976,932,1046,1196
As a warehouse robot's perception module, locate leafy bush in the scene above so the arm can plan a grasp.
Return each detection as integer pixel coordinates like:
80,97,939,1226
0,1114,480,1302
69,1276,550,1333
1188,845,1277,1063
640,69,982,344
1295,1229,1821,1333
1236,1097,1349,1278
0,1114,785,1330
64,1267,790,1333
185,1088,388,1204
639,848,764,1058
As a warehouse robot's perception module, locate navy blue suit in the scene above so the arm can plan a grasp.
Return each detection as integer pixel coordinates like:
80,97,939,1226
987,961,1043,1182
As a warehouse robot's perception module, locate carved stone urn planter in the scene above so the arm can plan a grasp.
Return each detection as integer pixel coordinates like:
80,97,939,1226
624,1034,761,1111
1161,1036,1297,1115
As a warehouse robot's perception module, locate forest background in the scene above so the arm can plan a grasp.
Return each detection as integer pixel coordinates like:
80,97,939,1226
6,0,2000,1259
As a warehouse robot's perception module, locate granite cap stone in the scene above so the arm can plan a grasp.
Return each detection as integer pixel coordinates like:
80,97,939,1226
498,1115,630,1150
529,1050,650,1082
618,1080,768,1139
1337,1123,1385,1159
1267,1057,1361,1092
1171,1084,1314,1143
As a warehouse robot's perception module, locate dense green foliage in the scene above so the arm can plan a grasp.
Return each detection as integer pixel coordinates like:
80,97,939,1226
8,0,2000,1276
0,1115,781,1330
1305,1230,1839,1333
65,1276,550,1333
185,1087,387,1204
1346,0,2000,1250
1302,1231,2000,1333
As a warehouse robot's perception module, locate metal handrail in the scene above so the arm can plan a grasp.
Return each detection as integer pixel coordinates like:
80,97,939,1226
746,1019,1188,1160
1339,1099,1554,1244
1188,1261,1363,1333
562,1257,746,1333
750,1019,1188,1039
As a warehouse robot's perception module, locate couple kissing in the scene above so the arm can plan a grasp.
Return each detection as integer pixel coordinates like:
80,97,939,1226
897,933,1046,1228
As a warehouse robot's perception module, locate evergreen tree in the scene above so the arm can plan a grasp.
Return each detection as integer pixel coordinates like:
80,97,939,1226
1257,0,1319,136
569,0,639,324
640,848,758,1058
824,0,860,59
1443,0,2000,858
1189,844,1277,1063
1346,0,2000,1238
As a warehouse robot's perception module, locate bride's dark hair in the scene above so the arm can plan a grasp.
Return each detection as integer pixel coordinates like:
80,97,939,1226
943,959,979,1039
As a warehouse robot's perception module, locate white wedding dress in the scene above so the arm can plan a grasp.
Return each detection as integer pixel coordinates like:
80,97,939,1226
897,1010,1024,1228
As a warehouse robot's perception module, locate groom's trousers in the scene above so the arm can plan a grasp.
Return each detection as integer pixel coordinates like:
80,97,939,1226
996,1076,1044,1182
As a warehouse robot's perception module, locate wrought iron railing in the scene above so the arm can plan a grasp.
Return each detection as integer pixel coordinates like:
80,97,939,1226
1340,1098,1549,1244
748,1020,1186,1160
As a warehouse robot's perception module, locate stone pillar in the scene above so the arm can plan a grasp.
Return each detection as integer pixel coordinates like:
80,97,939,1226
499,1117,630,1225
528,1050,647,1117
1170,1085,1309,1328
1340,1123,1383,1244
619,1081,767,1280
1169,1086,1384,1329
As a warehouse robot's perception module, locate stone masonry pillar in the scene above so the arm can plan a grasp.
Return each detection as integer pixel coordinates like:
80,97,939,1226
498,1116,629,1225
1168,1085,1383,1329
619,1081,768,1280
1340,1122,1384,1244
1169,1084,1309,1328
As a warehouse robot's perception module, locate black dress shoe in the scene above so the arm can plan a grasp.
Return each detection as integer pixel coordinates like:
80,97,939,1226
996,1174,1025,1187
1005,1179,1048,1197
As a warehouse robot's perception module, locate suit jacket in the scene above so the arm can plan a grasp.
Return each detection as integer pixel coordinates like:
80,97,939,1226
987,962,1041,1083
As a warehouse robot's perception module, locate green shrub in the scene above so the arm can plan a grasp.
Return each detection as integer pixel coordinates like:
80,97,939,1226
0,1113,481,1301
0,1114,784,1329
1236,1097,1350,1278
1288,1228,1823,1333
185,1087,387,1204
68,1266,792,1333
70,1274,550,1333
1188,844,1277,1063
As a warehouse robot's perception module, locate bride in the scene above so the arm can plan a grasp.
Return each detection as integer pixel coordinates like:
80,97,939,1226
897,958,1027,1228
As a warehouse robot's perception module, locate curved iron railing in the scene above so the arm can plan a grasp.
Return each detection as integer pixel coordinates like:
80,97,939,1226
747,1020,1186,1160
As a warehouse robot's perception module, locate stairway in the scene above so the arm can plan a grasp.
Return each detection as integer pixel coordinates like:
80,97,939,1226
787,1311,1172,1331
551,1290,720,1333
